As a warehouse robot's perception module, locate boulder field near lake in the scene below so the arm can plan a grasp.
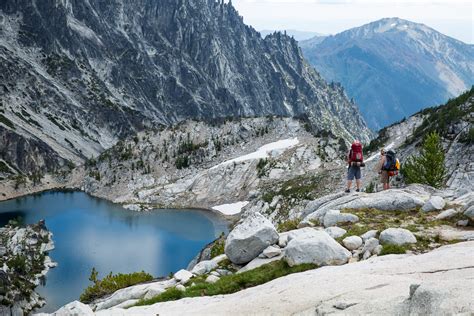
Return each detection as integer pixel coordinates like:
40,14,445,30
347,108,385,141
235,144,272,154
37,92,473,315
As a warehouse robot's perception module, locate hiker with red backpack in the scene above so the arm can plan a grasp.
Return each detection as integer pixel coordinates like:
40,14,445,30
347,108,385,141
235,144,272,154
345,140,364,193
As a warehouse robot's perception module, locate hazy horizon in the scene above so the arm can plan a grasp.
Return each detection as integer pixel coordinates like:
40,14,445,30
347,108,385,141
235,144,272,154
232,0,473,44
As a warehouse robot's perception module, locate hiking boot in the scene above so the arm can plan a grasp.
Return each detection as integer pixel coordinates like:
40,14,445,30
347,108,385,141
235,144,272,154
356,189,360,192
345,189,350,193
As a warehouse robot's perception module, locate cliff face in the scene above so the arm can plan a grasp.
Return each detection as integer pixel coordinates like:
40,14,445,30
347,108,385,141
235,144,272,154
0,0,371,176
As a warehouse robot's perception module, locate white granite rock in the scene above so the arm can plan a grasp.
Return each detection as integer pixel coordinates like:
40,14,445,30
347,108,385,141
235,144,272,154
325,227,347,239
323,210,359,227
379,228,417,245
342,236,363,251
284,231,351,267
174,269,193,284
225,212,279,264
422,196,446,212
262,245,282,258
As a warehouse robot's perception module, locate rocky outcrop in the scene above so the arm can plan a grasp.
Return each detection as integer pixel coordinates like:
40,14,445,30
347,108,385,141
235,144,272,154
104,242,474,315
91,279,177,311
284,230,351,267
0,220,56,315
225,212,278,264
302,186,428,224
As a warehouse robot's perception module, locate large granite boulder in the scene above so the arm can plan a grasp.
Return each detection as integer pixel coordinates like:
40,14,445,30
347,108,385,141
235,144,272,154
52,301,94,316
323,210,359,227
464,206,474,221
422,196,446,212
225,213,279,264
284,231,351,267
379,228,417,245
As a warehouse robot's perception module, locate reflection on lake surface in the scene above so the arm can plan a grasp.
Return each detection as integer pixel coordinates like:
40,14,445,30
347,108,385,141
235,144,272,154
0,191,228,312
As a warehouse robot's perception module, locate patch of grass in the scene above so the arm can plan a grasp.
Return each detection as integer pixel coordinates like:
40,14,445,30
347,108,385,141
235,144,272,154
379,244,409,256
262,174,326,203
277,219,300,232
80,271,153,304
210,237,225,259
135,260,317,307
340,208,421,232
336,224,373,242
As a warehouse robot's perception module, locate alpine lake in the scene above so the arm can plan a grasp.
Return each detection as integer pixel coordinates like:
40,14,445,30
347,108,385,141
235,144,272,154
0,191,229,312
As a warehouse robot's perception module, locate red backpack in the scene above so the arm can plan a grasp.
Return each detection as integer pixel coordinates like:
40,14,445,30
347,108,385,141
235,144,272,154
350,142,363,163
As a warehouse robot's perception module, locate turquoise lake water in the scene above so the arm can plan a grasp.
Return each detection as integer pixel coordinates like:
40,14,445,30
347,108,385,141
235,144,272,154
0,191,228,312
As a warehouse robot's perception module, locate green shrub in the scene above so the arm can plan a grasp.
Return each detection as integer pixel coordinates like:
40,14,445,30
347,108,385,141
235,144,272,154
460,127,474,144
175,156,190,169
0,161,12,174
135,260,316,307
7,255,28,274
379,244,409,256
365,181,375,193
403,132,446,188
13,175,27,190
256,158,268,178
277,219,300,232
80,270,153,303
210,235,225,259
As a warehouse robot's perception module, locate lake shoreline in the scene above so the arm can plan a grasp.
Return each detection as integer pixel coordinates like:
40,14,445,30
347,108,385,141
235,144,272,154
0,185,238,225
0,191,230,312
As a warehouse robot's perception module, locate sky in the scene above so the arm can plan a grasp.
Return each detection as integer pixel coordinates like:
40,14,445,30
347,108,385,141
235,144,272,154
232,0,474,43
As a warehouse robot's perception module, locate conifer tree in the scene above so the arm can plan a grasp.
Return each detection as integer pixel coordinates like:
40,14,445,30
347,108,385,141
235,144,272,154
403,132,446,188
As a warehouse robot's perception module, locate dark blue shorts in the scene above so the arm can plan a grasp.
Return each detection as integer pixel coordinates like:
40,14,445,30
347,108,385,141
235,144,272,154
347,166,361,180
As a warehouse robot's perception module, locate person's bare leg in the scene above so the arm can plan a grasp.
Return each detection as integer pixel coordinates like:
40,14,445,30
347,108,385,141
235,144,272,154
356,179,361,190
347,180,352,190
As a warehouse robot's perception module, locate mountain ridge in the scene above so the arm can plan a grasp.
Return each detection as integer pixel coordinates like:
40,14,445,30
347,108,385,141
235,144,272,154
300,17,474,130
0,0,371,179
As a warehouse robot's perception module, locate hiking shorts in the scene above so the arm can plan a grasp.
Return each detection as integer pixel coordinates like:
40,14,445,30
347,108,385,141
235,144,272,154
347,166,361,181
381,170,389,184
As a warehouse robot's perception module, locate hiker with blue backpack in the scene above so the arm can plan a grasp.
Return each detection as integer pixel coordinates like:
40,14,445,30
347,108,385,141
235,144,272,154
378,149,400,190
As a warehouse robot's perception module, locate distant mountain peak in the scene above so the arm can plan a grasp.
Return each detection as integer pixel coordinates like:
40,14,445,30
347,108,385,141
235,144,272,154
300,18,474,130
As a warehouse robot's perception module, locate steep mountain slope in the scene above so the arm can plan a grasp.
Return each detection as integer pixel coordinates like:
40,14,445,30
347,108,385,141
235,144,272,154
0,0,371,179
301,18,474,130
363,88,473,193
76,117,347,211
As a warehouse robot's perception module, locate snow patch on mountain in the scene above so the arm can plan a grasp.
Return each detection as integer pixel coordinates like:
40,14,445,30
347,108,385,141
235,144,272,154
211,138,299,170
212,201,249,215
